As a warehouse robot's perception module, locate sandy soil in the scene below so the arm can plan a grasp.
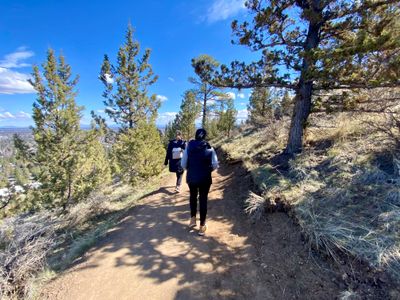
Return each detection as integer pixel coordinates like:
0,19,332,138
41,162,342,300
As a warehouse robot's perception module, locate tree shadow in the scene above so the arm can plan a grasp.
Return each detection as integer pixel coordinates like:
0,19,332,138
47,161,341,299
137,186,177,200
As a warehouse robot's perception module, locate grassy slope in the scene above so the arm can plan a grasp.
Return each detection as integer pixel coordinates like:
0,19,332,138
215,113,400,283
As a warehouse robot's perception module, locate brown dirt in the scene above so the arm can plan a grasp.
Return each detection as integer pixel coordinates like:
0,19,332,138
41,162,342,300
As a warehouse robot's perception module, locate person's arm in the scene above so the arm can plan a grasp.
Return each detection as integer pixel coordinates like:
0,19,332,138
211,147,219,171
181,146,188,170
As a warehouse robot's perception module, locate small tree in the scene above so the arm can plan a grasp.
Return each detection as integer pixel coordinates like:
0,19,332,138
163,119,179,146
99,24,159,129
217,98,237,137
163,91,201,142
26,49,111,208
178,91,201,140
193,1,400,154
248,87,276,126
112,122,165,184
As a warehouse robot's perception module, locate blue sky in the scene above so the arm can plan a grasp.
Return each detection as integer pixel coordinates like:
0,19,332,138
0,0,259,127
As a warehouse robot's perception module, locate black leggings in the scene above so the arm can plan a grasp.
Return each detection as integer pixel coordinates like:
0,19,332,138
176,171,183,187
188,183,211,226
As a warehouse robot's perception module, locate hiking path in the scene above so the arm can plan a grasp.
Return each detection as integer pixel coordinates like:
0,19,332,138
42,161,340,300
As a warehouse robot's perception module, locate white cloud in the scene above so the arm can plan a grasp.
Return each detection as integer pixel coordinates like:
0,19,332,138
0,111,31,119
0,67,35,94
0,48,35,95
226,92,236,100
156,95,168,102
168,77,175,82
205,0,246,23
15,111,31,119
237,92,245,99
0,48,34,68
0,112,16,119
157,112,177,125
239,102,246,106
237,109,248,121
97,109,105,113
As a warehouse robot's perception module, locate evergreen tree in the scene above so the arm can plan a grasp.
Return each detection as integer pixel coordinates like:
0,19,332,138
281,90,293,117
163,91,200,143
27,49,111,208
193,1,400,154
248,87,276,126
163,119,179,146
190,55,229,127
176,91,201,140
203,118,220,140
99,24,159,129
217,98,237,137
178,91,200,140
112,122,165,184
98,24,165,184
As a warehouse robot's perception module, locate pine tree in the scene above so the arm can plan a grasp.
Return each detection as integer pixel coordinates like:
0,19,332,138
193,1,400,154
247,87,276,126
190,55,229,127
99,25,165,184
162,91,201,143
204,118,220,140
281,90,293,117
176,91,201,140
163,119,179,146
28,49,111,208
112,122,165,184
217,98,237,137
99,24,159,129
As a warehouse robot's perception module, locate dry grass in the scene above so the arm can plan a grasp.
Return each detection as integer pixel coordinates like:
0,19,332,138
0,170,168,299
244,192,266,221
0,212,57,299
219,112,400,283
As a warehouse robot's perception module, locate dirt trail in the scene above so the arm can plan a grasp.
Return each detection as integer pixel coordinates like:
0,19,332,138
42,162,341,300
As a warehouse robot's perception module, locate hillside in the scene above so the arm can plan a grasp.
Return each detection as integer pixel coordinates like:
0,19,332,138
214,112,400,298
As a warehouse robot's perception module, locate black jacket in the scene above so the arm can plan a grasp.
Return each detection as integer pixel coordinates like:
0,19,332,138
165,139,186,173
186,140,213,185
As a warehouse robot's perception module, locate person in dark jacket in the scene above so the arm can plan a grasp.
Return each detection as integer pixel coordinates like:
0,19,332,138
181,128,219,236
164,131,186,193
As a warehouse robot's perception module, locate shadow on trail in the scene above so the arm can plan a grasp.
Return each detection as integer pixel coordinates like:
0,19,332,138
137,186,177,200
56,161,340,299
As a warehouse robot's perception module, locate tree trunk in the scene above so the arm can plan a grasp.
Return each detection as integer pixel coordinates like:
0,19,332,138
202,95,207,128
285,84,313,154
285,12,322,154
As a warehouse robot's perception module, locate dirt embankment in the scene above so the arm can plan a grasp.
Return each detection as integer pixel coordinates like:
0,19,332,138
42,161,344,300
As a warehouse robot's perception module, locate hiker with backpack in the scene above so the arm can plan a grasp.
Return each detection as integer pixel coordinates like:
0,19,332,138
181,128,219,236
164,130,186,193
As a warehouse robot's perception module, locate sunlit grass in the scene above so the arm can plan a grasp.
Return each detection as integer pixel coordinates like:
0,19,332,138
218,113,400,281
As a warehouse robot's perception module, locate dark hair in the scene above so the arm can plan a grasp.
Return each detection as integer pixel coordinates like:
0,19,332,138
195,128,207,140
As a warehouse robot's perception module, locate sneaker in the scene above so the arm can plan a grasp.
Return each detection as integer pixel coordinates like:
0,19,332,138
198,224,207,236
175,186,181,193
189,217,197,228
